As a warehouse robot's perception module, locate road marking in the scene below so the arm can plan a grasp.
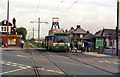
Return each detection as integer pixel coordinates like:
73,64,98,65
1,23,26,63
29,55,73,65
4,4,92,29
98,61,104,63
104,60,111,63
1,61,32,74
0,68,25,74
113,62,118,65
17,55,28,58
98,60,118,65
38,67,64,74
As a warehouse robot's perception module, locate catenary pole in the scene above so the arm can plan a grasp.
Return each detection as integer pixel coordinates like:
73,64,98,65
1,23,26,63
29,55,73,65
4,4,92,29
116,0,119,56
33,28,34,44
38,18,40,47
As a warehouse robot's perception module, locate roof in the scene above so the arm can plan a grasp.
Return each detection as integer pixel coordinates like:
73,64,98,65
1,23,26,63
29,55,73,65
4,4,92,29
66,29,74,34
95,28,120,37
72,28,87,34
102,29,120,37
95,31,102,37
83,33,95,40
0,20,12,26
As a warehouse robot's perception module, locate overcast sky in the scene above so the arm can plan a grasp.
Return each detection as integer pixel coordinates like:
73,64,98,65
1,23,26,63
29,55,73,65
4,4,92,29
0,0,118,38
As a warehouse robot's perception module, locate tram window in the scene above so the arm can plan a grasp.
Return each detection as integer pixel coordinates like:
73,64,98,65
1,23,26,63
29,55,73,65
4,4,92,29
53,36,69,43
49,36,52,40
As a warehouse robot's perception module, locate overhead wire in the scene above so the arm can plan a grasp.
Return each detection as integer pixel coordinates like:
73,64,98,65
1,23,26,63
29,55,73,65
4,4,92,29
58,0,79,17
44,0,64,21
62,0,79,13
34,0,40,16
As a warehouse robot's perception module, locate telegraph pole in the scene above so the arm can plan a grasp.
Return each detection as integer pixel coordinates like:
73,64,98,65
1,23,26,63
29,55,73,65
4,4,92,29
116,0,119,56
7,0,9,48
38,18,40,47
33,28,34,44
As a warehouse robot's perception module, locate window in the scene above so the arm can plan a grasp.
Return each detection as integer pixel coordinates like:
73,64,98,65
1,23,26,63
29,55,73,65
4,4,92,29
53,36,69,43
1,27,3,31
70,34,73,37
8,38,16,45
80,34,83,38
4,27,6,31
4,21,6,24
109,40,113,46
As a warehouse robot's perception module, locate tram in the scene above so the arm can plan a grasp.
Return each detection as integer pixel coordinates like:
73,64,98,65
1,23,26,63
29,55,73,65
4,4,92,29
45,29,70,52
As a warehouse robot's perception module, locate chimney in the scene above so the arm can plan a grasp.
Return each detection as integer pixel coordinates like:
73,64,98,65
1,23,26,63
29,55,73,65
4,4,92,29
12,18,16,28
71,27,74,30
65,29,68,32
77,25,81,28
87,31,90,34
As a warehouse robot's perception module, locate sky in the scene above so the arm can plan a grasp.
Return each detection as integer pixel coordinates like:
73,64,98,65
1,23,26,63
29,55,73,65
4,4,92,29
0,0,119,38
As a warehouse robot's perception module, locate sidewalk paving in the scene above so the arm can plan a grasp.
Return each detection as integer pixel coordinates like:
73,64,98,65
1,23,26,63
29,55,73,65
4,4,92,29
0,46,119,58
77,48,119,57
0,47,25,51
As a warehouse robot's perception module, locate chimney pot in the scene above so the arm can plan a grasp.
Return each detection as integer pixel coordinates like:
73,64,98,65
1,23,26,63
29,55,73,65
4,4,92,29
77,25,81,28
71,27,74,30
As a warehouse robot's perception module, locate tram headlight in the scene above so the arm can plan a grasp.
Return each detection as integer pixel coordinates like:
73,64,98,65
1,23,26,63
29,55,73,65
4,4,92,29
68,43,70,46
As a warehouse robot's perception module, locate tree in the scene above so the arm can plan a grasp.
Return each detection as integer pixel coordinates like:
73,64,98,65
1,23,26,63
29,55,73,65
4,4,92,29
95,30,103,35
16,27,27,40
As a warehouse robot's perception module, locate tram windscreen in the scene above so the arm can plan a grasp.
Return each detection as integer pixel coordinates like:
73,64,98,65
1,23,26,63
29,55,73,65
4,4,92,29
53,36,69,43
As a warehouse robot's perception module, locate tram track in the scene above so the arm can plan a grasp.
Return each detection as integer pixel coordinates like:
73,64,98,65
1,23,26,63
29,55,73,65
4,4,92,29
57,52,116,75
25,42,40,77
36,50,115,75
26,42,69,75
26,42,116,75
38,51,69,75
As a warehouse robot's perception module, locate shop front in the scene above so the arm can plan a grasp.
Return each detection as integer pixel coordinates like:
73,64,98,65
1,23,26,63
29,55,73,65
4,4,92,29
0,35,21,47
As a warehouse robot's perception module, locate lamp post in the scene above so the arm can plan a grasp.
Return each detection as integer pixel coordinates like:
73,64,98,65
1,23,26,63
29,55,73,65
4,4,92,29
116,0,119,56
31,17,48,47
7,0,9,47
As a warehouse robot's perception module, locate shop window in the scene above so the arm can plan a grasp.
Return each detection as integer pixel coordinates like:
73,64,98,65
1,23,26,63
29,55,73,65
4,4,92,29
8,38,16,45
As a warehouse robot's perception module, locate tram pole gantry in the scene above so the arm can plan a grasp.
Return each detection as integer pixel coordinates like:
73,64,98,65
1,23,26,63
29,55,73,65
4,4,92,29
31,17,48,48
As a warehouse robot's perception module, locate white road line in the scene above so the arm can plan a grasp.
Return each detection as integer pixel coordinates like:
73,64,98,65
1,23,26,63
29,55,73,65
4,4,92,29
104,60,111,63
1,68,25,74
6,62,12,64
12,63,18,64
11,64,17,67
6,63,11,65
38,68,64,74
1,60,32,74
98,61,104,63
17,55,28,58
98,60,118,65
113,62,118,65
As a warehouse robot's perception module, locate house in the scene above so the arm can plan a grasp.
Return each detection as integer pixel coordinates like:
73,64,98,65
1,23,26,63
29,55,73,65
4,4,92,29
0,18,21,47
0,18,16,35
66,25,87,42
95,28,120,49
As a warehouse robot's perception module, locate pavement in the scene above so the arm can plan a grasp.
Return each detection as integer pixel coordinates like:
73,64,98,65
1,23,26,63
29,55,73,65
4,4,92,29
0,47,119,57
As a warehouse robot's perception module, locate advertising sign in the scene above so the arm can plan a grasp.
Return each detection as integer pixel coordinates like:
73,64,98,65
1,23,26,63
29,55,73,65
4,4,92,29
53,29,63,33
96,38,104,48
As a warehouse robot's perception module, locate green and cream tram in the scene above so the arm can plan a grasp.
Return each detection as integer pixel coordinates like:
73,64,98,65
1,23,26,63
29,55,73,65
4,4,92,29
45,33,70,52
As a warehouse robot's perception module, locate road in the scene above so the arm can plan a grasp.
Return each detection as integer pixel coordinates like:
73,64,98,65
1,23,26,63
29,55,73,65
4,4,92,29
29,48,119,75
0,48,119,76
1,49,35,75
